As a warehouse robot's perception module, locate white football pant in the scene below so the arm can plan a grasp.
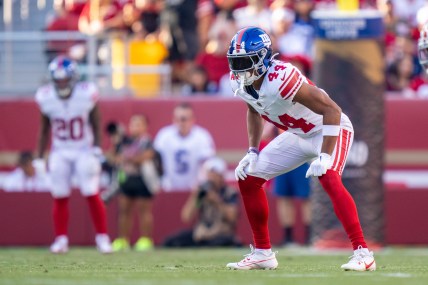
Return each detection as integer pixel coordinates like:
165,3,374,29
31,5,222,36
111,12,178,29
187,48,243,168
48,149,101,198
248,127,354,180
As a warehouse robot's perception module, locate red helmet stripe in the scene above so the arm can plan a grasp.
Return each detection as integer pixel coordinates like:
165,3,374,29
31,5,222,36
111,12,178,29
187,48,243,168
235,28,248,51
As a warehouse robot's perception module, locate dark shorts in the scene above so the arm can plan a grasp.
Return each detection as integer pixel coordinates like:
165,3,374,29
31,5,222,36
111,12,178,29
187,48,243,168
273,163,310,199
120,175,153,199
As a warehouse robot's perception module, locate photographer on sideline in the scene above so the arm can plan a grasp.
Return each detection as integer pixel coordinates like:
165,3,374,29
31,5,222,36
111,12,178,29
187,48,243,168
163,157,240,247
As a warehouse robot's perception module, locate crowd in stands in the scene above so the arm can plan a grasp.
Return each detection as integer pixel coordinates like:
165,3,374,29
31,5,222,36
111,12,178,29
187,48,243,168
42,0,428,97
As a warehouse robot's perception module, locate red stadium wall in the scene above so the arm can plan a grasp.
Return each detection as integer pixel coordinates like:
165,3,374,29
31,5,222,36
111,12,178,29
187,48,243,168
0,191,306,246
1,96,428,246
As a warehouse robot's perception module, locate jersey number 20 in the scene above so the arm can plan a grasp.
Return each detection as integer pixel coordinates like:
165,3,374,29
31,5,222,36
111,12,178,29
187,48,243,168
53,117,84,140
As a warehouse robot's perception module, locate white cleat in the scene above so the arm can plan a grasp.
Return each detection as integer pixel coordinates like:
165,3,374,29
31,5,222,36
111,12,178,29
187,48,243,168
50,235,69,254
227,245,278,270
95,234,113,254
341,246,376,271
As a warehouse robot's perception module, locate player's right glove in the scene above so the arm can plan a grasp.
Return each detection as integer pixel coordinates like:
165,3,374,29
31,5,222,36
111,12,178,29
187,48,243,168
235,148,259,181
305,153,332,178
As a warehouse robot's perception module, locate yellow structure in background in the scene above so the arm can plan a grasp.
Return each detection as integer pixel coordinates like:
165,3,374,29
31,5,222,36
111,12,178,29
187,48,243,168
128,39,168,97
111,37,168,97
337,0,359,11
111,38,126,90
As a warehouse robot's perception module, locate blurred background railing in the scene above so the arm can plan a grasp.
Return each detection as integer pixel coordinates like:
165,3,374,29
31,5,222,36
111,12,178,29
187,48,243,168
0,31,172,96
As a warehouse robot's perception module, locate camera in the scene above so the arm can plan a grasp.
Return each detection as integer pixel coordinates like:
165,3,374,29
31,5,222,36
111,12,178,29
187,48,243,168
197,181,215,201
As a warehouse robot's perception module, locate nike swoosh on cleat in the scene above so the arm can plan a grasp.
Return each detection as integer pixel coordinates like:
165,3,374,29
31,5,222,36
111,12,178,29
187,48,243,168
237,257,276,268
365,260,375,270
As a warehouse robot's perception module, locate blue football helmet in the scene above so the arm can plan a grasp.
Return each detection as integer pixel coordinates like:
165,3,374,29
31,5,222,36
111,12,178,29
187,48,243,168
48,55,78,98
419,23,428,73
227,27,273,86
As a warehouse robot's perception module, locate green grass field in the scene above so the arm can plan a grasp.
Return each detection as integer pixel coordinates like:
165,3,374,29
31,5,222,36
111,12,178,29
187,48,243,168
1,247,428,285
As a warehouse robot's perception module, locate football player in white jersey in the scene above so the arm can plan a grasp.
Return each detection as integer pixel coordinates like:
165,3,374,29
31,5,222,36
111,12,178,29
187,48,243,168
225,27,375,271
419,23,428,73
154,102,216,192
35,56,112,253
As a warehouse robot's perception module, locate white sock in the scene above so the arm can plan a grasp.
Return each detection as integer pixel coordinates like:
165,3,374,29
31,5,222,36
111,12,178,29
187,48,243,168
255,248,272,255
355,247,370,255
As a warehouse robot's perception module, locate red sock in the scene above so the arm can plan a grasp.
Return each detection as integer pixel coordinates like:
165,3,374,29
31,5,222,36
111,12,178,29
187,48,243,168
238,175,271,249
53,197,69,236
319,170,367,250
86,194,108,234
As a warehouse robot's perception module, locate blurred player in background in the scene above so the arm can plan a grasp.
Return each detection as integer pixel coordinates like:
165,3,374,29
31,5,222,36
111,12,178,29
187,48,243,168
154,102,216,192
35,56,112,254
226,27,375,271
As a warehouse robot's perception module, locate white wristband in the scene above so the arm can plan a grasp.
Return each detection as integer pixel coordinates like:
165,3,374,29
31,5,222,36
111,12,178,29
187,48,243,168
322,125,341,136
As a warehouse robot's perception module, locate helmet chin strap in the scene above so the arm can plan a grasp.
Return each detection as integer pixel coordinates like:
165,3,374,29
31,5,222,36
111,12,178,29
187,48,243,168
239,71,258,86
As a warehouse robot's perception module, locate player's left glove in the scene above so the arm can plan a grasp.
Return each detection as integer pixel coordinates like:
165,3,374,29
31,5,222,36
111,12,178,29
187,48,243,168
32,158,47,175
306,153,332,178
235,148,259,181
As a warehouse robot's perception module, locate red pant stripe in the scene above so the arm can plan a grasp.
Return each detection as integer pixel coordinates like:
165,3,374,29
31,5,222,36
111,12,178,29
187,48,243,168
332,129,351,173
338,131,352,175
331,129,343,170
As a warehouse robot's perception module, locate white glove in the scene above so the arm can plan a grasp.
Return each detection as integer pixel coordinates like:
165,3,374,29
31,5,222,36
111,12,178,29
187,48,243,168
92,146,105,162
32,158,47,175
235,148,259,181
305,153,332,178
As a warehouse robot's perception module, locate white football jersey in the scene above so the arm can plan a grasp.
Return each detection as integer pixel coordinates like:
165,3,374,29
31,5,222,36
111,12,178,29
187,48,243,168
230,60,352,137
35,81,99,151
154,125,216,192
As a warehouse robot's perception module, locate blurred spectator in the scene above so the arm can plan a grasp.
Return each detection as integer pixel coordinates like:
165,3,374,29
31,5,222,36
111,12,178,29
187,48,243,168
233,0,273,32
389,0,425,28
163,157,240,247
112,114,161,251
195,10,236,92
386,54,423,97
1,151,50,192
78,0,127,35
159,0,200,84
271,7,314,59
154,102,216,192
293,0,315,25
416,0,428,28
197,0,247,50
181,65,218,95
123,0,164,38
44,0,84,63
197,0,216,52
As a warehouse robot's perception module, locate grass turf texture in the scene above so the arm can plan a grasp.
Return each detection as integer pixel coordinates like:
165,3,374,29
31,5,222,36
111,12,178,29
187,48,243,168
1,247,428,285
